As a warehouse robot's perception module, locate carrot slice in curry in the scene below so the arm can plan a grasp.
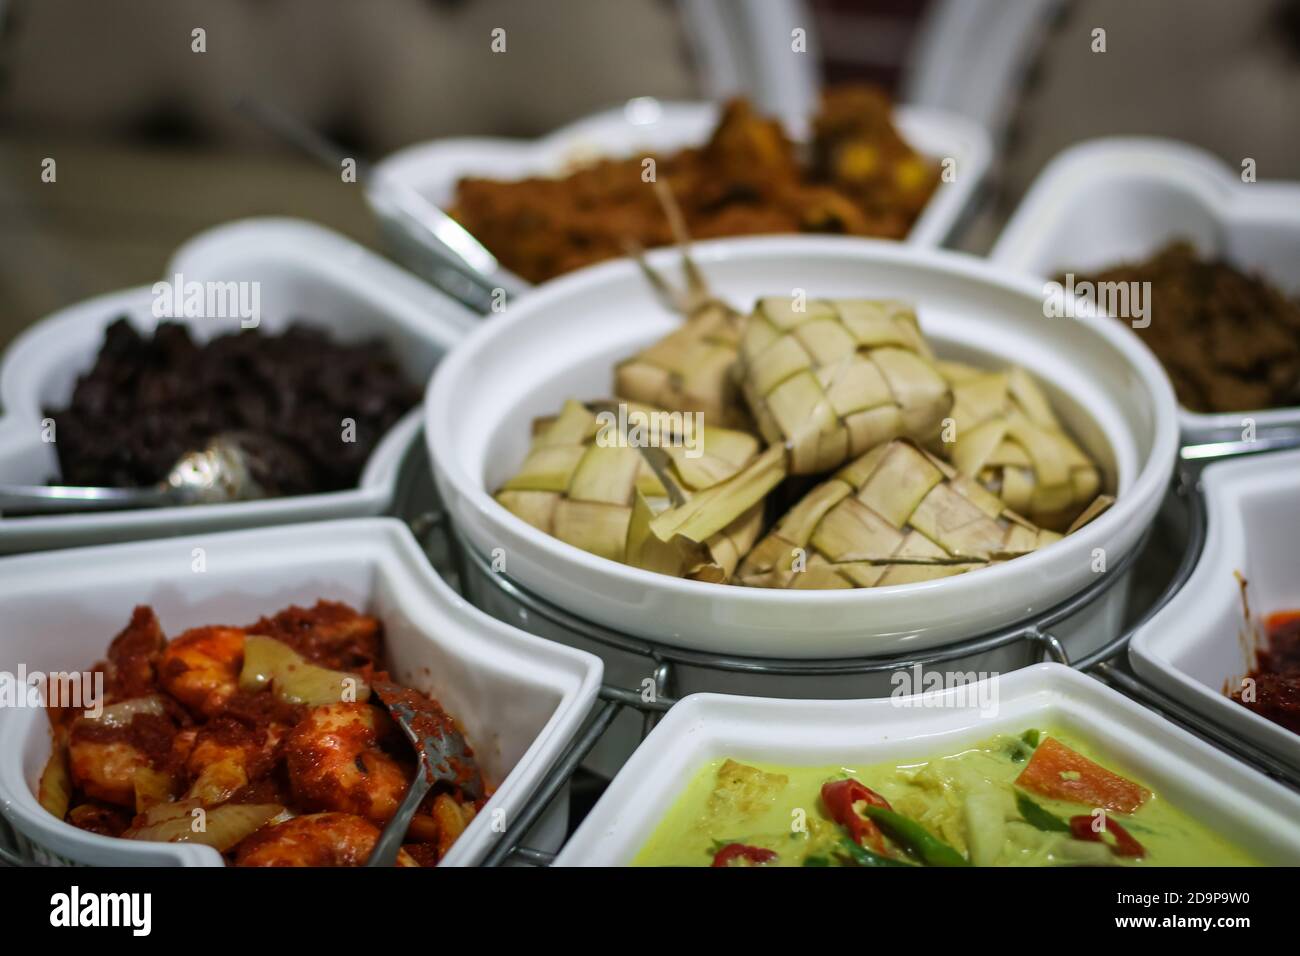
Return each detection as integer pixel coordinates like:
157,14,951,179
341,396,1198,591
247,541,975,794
1015,737,1150,813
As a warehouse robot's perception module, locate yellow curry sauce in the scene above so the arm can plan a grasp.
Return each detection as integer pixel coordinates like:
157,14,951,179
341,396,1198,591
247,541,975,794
634,730,1258,867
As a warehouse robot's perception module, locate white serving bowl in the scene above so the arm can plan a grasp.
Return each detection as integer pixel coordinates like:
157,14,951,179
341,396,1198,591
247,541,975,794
554,663,1300,866
990,137,1300,442
0,518,602,866
370,97,991,289
1130,448,1300,772
426,235,1179,660
0,218,476,554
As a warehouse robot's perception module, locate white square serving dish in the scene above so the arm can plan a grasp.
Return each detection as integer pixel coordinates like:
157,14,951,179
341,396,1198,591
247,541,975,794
0,517,602,866
554,663,1300,865
989,137,1300,442
1129,448,1300,772
0,217,476,554
370,97,991,264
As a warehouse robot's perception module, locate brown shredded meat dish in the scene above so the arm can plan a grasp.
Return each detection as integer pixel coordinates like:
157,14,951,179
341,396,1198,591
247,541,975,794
450,86,941,284
38,601,487,867
1073,242,1300,413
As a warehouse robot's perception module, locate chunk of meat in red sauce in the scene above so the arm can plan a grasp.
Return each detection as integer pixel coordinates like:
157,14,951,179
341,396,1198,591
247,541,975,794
243,601,381,671
51,607,166,730
229,768,294,807
284,703,412,821
71,711,185,775
68,709,185,806
103,606,167,699
220,689,306,729
191,716,286,777
50,601,478,865
402,842,440,868
1234,612,1300,734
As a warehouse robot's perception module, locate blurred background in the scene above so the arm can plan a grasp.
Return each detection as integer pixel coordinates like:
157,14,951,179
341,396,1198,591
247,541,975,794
1,0,1299,348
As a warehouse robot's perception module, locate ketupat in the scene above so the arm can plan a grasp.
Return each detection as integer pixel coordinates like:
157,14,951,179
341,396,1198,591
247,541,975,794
614,259,752,431
612,283,977,582
497,215,1113,589
935,361,1102,532
737,296,953,474
735,440,1063,589
614,184,754,430
495,399,769,582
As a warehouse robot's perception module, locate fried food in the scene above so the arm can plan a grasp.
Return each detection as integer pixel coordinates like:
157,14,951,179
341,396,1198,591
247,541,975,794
450,86,939,284
43,601,486,866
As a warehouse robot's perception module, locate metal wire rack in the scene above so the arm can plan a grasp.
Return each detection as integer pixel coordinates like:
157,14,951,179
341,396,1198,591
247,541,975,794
465,447,1300,867
4,436,1299,869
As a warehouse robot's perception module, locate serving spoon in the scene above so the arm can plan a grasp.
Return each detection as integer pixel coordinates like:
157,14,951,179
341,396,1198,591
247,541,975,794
232,95,528,314
0,431,296,516
366,678,485,867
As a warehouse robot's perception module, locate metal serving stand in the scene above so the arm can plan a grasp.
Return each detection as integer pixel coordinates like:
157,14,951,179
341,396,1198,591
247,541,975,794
423,434,1300,867
2,435,1297,869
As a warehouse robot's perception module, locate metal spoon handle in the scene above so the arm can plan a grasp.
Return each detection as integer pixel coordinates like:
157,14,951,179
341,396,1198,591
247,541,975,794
0,483,176,515
366,764,434,867
233,95,528,311
232,94,363,177
1180,430,1300,462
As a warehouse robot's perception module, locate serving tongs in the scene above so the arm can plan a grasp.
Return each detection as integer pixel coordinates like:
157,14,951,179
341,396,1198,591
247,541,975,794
366,678,484,867
232,96,528,314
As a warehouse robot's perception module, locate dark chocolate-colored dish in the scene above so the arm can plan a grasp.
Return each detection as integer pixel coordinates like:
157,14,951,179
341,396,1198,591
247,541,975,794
45,318,420,495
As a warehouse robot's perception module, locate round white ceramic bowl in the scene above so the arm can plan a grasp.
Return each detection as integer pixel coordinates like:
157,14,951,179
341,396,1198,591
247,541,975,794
426,236,1180,659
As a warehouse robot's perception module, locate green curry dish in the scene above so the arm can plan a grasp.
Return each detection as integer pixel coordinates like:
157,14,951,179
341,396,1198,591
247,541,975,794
632,730,1261,867
837,837,915,868
1014,792,1071,833
1007,728,1042,763
861,806,970,866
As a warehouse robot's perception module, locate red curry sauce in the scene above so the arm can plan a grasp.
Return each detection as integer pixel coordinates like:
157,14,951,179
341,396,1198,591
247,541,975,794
1232,610,1300,734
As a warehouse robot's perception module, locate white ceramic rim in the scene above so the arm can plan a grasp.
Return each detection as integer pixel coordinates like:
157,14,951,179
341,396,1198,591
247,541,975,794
426,235,1180,657
1129,448,1300,769
553,662,1300,866
0,218,476,550
0,517,603,866
989,136,1300,441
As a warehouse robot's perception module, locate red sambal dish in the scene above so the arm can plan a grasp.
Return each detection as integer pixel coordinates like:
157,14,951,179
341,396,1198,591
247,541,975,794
37,601,487,866
1230,609,1300,735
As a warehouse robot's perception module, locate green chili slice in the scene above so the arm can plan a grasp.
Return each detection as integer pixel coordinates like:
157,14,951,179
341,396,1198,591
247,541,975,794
861,806,970,867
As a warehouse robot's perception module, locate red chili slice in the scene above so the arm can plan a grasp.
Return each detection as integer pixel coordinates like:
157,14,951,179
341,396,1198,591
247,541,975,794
711,843,778,867
1069,814,1147,858
821,779,892,853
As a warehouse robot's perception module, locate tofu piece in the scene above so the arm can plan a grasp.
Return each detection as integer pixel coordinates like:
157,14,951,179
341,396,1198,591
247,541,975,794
706,759,789,820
